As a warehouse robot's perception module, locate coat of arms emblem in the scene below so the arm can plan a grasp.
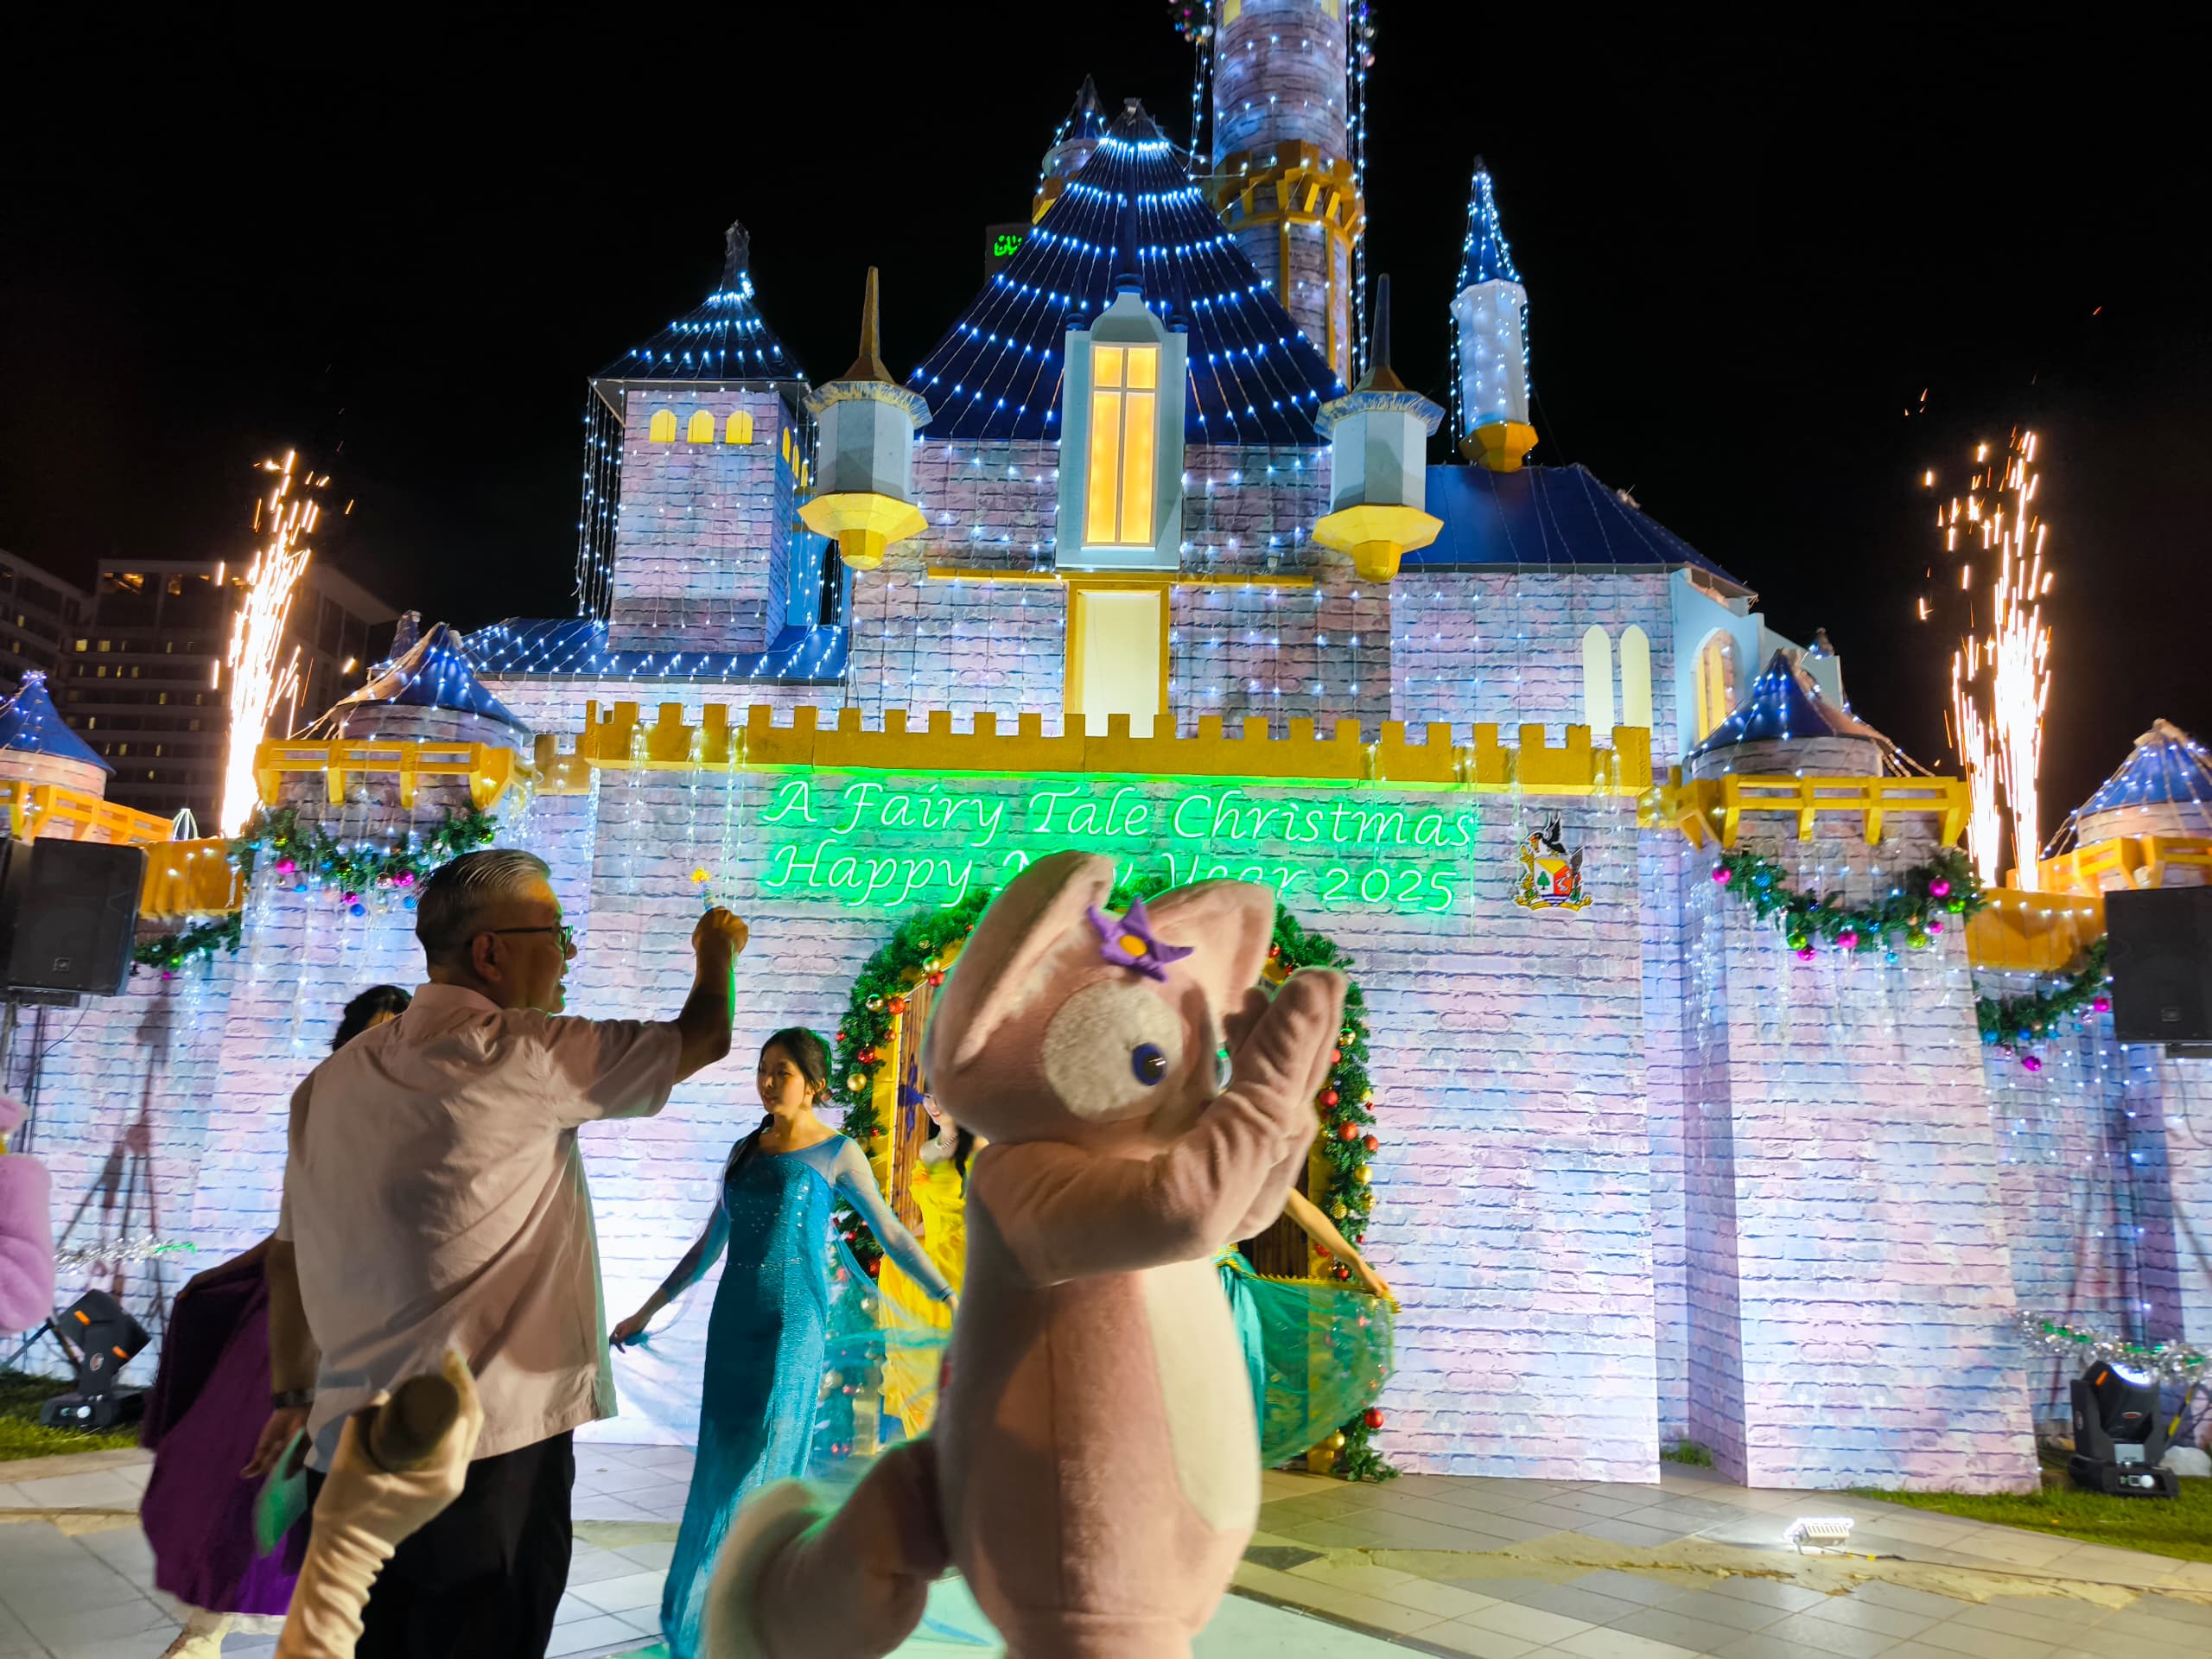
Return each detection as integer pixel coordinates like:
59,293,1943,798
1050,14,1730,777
1514,818,1590,911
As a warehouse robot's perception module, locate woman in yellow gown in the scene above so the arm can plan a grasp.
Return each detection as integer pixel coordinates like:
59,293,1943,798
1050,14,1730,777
877,1101,974,1437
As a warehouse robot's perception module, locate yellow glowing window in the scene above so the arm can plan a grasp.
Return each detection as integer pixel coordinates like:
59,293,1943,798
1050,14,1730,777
1066,587,1165,739
726,410,754,444
1083,343,1159,547
648,410,677,442
685,410,715,443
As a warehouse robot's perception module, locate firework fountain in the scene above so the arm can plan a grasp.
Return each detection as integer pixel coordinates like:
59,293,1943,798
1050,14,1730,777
1937,432,2052,888
217,452,325,836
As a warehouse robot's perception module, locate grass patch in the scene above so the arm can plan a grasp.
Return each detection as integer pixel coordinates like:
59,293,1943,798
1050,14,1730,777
1856,1460,2212,1565
0,1369,141,1463
1661,1439,1713,1466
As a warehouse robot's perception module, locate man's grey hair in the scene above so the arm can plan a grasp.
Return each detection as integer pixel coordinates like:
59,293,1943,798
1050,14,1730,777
415,849,554,964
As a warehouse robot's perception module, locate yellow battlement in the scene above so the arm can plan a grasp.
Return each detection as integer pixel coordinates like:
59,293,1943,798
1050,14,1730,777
558,703,1655,793
1,780,175,847
1649,771,1970,849
1967,887,2104,975
2038,835,2212,896
253,739,524,812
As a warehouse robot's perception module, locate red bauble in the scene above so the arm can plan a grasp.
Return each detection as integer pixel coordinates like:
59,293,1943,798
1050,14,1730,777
1362,1134,1378,1153
889,996,907,1014
1337,1122,1358,1141
836,1029,849,1043
1330,1047,1342,1064
1332,1262,1351,1281
928,970,945,986
1320,1088,1340,1107
1363,1408,1384,1429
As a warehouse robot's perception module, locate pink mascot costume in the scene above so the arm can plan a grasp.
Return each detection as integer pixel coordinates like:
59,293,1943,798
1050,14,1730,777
704,850,1346,1658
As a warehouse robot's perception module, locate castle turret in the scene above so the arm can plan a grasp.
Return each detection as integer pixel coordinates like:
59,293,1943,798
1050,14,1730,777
2073,721,2212,844
798,269,931,571
0,669,112,798
1686,650,1900,781
1313,276,1442,582
1452,159,1536,472
1033,75,1110,221
591,219,810,653
1207,0,1362,385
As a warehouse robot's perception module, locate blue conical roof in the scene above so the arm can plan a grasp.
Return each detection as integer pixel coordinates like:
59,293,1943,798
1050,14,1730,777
1688,649,1890,759
0,671,110,773
2075,720,2212,820
302,622,523,737
908,100,1344,443
1455,158,1522,290
596,220,803,386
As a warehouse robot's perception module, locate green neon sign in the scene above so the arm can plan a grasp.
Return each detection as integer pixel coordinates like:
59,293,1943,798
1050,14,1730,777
753,777,1477,914
992,232,1026,258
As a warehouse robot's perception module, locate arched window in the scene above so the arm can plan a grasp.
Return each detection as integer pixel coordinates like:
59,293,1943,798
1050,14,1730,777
1619,625,1653,728
685,410,715,443
725,410,754,444
1695,631,1739,741
647,410,677,443
1580,625,1615,733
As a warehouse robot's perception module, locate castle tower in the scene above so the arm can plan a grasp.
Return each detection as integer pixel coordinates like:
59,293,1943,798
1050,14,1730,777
1452,159,1536,472
587,220,813,657
1207,0,1362,385
1033,75,1110,220
1314,276,1442,582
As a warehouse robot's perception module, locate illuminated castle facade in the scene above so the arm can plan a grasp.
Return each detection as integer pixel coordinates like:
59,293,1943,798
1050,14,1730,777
16,0,2205,1495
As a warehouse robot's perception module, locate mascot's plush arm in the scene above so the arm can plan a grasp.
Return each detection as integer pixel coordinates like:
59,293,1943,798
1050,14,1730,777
973,969,1344,1284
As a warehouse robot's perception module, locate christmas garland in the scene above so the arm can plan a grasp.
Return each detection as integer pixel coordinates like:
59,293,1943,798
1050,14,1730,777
1708,844,1985,958
830,887,997,1275
831,876,1394,1483
2018,1310,2207,1383
130,802,500,979
134,912,244,979
1977,937,2112,1069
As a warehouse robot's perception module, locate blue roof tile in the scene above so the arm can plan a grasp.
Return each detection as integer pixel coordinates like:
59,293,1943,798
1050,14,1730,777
303,622,524,736
0,671,110,773
462,618,849,684
596,220,804,386
1688,649,1889,760
2075,720,2212,818
1455,158,1522,290
1409,462,1742,582
908,101,1343,444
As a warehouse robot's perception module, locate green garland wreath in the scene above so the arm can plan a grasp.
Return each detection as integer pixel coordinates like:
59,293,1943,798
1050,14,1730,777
830,874,1394,1483
1709,843,1986,956
1976,937,2111,1069
131,802,499,979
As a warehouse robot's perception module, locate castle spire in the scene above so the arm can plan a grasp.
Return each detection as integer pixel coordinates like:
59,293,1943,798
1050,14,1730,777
840,265,896,385
1452,156,1536,471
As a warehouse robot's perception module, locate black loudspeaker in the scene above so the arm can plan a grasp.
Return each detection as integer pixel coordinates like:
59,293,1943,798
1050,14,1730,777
36,1289,150,1433
2107,887,2212,1046
0,837,145,995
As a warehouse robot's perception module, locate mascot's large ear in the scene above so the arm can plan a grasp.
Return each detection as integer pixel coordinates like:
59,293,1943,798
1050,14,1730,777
1143,880,1277,1019
926,851,1119,1076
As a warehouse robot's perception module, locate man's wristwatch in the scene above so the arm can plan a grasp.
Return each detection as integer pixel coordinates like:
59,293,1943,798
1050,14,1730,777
270,1389,315,1410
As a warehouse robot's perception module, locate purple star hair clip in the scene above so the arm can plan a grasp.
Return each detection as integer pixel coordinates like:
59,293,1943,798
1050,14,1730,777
1087,897,1194,982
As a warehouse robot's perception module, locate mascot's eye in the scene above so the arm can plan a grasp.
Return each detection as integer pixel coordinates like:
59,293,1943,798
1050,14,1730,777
1041,980,1185,1122
1132,1043,1169,1086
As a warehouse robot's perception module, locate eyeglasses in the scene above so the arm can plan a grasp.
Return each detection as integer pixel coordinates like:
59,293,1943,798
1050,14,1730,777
487,925,576,953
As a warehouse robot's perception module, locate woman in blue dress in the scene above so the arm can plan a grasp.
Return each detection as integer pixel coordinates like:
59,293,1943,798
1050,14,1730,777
610,1027,952,1659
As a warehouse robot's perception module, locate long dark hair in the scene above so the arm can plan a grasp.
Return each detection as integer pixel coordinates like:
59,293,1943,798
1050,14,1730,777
934,1119,976,1179
333,985,411,1051
725,1027,834,1179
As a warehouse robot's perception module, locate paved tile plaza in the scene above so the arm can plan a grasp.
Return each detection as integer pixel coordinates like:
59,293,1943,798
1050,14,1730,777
4,1445,2210,1657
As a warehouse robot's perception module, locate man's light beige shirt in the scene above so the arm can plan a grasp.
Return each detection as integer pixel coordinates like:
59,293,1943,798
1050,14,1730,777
277,982,680,1464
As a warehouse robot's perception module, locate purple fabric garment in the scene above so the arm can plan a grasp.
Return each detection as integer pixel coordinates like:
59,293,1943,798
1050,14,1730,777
139,1263,302,1616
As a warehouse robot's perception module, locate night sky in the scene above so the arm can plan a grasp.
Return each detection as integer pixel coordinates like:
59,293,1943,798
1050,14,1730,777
3,15,2202,824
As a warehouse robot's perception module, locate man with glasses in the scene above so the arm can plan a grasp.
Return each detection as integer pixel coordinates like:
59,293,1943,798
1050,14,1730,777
254,848,749,1658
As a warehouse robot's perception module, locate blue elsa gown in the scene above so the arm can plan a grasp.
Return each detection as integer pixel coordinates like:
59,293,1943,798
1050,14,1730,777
657,1134,949,1659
